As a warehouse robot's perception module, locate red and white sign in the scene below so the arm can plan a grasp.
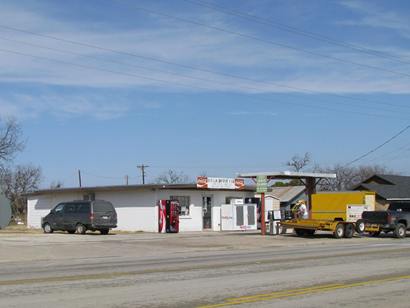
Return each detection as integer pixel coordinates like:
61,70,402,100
197,177,245,190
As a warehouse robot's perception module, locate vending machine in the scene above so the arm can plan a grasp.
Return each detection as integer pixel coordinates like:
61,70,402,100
158,200,167,233
158,200,180,233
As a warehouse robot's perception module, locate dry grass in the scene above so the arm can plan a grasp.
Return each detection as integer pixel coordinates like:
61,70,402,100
0,225,42,234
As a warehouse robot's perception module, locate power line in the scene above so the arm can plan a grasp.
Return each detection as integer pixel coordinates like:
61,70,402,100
120,2,410,80
184,0,410,66
1,46,409,121
1,36,409,118
345,125,410,166
1,24,410,113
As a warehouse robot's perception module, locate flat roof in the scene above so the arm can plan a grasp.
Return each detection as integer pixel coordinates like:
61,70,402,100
25,183,256,196
237,171,336,179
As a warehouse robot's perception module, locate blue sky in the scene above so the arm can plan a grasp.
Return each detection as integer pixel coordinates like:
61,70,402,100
1,0,410,187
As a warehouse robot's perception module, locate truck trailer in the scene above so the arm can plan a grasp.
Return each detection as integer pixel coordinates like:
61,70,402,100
280,191,375,238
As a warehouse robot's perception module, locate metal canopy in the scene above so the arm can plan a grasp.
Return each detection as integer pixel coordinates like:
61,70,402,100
237,171,336,180
237,171,336,236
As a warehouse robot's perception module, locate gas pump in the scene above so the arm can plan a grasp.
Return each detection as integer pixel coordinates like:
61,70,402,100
158,200,180,233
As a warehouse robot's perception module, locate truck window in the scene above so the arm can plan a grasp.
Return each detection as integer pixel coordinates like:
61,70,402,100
389,202,410,212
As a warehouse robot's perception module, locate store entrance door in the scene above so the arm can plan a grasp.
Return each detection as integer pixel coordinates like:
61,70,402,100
202,196,212,229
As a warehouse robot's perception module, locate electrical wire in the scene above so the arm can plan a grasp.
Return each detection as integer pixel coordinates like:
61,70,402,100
1,24,410,113
1,35,409,118
1,45,410,121
183,0,410,66
120,2,410,79
345,125,410,166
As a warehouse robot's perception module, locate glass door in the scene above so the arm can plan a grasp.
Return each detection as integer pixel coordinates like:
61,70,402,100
202,196,212,229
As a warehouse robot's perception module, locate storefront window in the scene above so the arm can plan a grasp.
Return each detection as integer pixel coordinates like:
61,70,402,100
170,196,190,216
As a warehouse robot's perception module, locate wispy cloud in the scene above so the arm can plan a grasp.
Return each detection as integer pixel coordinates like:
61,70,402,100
338,1,410,37
228,111,277,117
0,0,410,122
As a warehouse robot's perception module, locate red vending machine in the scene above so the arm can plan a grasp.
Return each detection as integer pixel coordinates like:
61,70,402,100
158,200,180,233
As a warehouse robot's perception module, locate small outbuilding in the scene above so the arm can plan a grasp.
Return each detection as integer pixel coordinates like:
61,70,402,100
26,183,255,232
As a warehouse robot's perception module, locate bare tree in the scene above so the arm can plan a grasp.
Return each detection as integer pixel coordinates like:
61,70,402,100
286,152,311,172
1,165,42,219
154,170,191,184
314,164,391,191
0,119,24,165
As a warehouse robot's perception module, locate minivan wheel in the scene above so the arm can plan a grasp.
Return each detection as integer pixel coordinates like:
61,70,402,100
100,229,109,235
43,223,53,234
75,224,87,235
67,230,75,234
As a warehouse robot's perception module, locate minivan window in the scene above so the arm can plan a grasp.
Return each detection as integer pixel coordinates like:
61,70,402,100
64,204,76,213
77,203,91,213
54,204,64,213
93,201,114,212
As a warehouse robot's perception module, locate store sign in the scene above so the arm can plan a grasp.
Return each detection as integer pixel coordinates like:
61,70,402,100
197,177,245,190
256,175,268,193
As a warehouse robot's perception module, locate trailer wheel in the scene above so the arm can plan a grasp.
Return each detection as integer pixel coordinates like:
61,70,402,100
294,228,306,237
355,219,365,234
394,223,406,239
344,223,354,238
334,223,345,239
305,230,315,236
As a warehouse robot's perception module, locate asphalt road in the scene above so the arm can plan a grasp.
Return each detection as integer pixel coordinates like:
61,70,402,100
0,232,409,307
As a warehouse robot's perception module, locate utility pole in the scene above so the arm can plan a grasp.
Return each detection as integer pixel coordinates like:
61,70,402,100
78,169,82,188
137,164,149,184
125,175,129,186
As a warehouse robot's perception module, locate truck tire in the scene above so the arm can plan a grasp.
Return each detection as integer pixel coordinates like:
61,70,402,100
333,223,345,239
344,223,354,238
294,228,306,237
355,219,365,234
394,223,406,239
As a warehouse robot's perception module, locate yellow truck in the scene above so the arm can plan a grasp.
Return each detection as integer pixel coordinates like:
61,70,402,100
280,191,375,238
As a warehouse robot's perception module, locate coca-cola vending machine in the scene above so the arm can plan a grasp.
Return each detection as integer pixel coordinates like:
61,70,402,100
158,200,180,233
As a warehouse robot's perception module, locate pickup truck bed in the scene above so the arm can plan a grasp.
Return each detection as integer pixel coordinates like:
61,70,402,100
360,202,410,238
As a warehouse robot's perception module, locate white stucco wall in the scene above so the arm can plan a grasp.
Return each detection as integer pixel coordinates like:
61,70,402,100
27,188,254,232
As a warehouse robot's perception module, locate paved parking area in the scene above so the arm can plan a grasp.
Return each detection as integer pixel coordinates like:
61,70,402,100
0,229,409,307
0,229,403,263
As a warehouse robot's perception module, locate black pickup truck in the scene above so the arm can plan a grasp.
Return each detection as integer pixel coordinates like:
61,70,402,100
358,202,410,238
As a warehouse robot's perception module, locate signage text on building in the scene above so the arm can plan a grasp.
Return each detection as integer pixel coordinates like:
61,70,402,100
197,177,245,190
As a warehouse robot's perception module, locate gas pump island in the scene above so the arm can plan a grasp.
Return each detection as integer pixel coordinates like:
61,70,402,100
238,171,337,235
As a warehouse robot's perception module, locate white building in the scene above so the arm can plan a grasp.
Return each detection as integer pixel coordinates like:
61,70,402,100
26,184,255,232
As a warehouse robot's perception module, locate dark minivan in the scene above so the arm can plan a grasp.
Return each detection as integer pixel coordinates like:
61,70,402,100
42,200,117,235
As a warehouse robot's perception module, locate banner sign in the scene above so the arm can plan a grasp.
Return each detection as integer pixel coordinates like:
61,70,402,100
197,177,245,190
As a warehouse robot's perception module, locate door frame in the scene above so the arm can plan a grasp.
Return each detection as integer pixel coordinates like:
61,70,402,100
201,195,213,230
